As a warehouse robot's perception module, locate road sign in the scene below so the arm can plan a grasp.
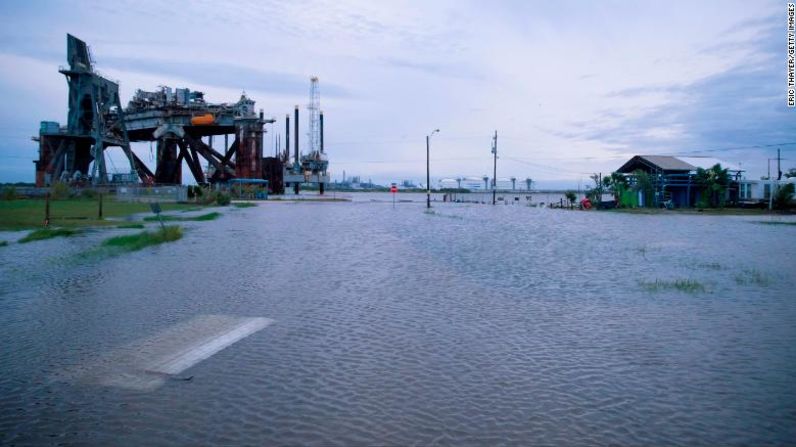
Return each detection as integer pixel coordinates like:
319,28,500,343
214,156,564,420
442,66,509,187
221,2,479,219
390,185,397,193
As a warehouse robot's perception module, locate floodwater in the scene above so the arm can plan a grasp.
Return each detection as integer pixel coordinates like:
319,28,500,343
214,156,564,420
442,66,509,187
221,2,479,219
1,194,795,445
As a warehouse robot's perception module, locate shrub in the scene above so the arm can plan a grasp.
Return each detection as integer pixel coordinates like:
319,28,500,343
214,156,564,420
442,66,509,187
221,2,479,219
50,182,72,200
215,192,231,206
774,183,795,210
2,186,16,200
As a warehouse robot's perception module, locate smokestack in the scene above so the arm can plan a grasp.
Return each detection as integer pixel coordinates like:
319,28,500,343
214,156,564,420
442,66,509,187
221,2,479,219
294,105,299,166
285,114,290,163
320,111,324,154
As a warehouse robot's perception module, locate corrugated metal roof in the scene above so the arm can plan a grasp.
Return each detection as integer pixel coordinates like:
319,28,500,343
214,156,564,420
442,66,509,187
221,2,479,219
678,157,742,172
618,155,744,173
637,155,695,171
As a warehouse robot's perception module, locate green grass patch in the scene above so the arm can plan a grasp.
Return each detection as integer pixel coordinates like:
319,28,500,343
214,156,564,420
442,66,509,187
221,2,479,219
0,240,7,247
102,225,183,253
639,278,706,293
233,202,257,208
116,223,145,229
19,227,80,243
734,269,770,286
143,211,221,222
0,198,209,230
691,261,724,270
754,221,796,226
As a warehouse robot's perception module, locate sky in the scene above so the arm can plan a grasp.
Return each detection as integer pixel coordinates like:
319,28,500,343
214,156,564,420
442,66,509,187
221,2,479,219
0,0,793,188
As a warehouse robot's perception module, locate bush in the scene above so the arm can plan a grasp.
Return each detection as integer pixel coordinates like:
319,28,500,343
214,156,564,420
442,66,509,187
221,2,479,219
774,183,795,210
2,186,16,200
215,192,231,206
50,182,71,200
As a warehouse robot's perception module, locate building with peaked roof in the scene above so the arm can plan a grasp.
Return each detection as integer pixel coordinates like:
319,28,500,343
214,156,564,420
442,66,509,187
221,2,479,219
616,155,744,208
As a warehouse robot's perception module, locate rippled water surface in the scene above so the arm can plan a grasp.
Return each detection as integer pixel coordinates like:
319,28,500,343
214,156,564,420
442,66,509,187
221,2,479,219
1,195,795,445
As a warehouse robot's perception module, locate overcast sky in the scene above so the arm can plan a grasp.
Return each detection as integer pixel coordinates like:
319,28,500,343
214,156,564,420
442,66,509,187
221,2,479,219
0,0,793,187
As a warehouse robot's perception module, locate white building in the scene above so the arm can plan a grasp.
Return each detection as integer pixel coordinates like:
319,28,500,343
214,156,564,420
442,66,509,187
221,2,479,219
738,178,796,202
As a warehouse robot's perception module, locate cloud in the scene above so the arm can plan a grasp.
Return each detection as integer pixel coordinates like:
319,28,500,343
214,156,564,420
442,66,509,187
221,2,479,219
99,56,352,98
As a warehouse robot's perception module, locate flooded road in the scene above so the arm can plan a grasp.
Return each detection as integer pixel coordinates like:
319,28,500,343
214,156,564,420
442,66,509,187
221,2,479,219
1,197,795,445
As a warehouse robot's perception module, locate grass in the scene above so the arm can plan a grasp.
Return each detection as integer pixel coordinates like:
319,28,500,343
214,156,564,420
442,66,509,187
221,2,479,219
233,202,257,208
0,198,209,230
116,223,145,229
0,240,7,247
734,268,770,286
639,278,706,293
102,225,183,253
691,261,724,270
423,209,463,220
143,211,221,222
754,221,796,226
19,227,80,243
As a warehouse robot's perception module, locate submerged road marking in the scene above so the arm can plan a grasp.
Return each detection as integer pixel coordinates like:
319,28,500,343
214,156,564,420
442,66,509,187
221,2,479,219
74,314,273,391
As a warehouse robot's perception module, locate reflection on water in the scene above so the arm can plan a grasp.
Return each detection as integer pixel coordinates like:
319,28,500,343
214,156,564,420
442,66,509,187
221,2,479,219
1,197,795,445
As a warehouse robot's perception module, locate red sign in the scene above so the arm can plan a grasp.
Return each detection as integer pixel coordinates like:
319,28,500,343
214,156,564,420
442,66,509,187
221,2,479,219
390,185,397,193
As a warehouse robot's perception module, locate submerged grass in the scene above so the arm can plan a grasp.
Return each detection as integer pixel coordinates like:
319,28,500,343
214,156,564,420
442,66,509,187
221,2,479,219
639,278,706,293
0,240,7,247
691,261,725,270
102,225,183,253
116,223,145,229
423,209,464,220
735,268,770,286
19,227,80,243
754,221,796,226
233,202,257,208
143,211,221,222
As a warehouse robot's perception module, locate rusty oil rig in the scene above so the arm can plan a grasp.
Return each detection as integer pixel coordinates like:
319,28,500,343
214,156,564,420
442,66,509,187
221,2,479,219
34,34,329,194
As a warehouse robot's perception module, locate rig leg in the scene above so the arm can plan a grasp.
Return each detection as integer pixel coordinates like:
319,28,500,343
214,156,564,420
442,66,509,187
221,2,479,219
319,182,325,195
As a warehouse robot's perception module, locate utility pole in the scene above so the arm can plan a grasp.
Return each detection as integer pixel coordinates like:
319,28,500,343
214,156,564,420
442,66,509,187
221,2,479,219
777,148,782,180
492,130,497,205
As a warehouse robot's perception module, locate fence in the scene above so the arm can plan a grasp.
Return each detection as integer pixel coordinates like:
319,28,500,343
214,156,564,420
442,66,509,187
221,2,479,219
116,185,188,203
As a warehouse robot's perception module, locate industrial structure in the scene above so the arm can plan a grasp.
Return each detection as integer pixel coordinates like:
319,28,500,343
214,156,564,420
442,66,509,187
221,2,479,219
34,34,330,195
281,76,329,194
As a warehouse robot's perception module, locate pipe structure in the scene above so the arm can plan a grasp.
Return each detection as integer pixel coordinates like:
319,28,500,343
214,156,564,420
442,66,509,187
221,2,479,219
294,106,299,167
320,111,324,153
285,114,290,163
294,105,300,194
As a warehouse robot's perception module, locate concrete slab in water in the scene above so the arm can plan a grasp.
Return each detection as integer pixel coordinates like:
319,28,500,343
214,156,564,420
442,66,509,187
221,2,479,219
74,315,273,391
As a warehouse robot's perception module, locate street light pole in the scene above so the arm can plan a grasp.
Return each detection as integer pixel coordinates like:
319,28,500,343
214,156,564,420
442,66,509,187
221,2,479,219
426,129,439,209
492,130,497,205
426,135,430,209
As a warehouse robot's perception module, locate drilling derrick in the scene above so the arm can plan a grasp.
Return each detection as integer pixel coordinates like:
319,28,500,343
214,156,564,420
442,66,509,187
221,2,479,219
283,76,329,194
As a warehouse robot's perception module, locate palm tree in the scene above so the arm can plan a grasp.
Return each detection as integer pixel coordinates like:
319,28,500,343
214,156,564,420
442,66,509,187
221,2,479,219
564,190,577,207
695,164,730,208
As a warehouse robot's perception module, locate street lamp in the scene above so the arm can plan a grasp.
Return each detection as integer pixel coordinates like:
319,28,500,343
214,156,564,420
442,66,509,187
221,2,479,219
426,129,439,209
